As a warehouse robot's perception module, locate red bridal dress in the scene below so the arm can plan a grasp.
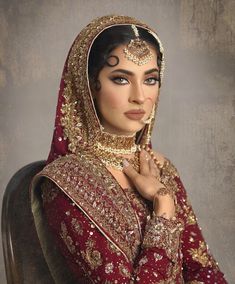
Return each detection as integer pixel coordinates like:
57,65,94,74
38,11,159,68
31,15,228,284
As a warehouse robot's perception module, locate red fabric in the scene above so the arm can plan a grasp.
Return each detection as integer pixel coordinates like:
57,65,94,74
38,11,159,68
46,39,77,164
47,69,68,163
42,176,227,283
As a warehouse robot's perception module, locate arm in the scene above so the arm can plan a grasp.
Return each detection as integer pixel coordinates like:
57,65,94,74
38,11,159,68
41,180,182,283
122,148,227,283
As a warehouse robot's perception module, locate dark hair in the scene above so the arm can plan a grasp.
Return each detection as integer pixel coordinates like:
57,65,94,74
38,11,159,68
88,25,163,89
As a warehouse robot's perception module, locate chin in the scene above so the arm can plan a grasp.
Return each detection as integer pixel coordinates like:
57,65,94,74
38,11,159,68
117,125,145,136
102,120,145,136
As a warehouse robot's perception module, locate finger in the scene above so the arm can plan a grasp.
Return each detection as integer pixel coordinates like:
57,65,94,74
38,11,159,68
149,159,160,177
150,159,161,179
122,159,139,180
140,150,150,176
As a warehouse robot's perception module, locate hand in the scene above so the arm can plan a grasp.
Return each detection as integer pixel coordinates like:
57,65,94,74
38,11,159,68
153,191,176,219
123,150,162,201
123,149,175,219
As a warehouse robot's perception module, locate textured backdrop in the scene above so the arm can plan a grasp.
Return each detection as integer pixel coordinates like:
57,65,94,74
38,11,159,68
0,0,234,283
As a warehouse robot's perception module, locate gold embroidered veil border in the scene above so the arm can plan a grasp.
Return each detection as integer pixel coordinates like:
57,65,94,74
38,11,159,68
31,176,78,284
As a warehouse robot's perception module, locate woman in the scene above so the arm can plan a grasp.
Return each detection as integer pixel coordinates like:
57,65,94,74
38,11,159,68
31,15,227,283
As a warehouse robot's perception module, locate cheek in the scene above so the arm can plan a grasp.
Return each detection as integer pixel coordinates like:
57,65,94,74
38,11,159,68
98,86,126,110
145,88,159,105
107,96,125,109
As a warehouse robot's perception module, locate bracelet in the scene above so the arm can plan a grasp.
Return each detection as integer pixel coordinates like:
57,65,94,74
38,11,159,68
153,187,176,210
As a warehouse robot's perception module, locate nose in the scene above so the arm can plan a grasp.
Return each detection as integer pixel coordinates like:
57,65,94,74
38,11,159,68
129,83,145,105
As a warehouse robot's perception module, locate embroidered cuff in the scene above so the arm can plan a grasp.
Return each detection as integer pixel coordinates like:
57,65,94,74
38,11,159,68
142,214,183,263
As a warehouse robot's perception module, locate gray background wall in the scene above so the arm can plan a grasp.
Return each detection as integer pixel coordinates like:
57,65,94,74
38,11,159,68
0,0,234,283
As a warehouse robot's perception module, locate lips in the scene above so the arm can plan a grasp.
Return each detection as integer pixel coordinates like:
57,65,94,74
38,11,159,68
124,109,146,120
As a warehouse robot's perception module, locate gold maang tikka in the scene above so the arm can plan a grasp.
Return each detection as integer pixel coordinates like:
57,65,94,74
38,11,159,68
123,25,154,65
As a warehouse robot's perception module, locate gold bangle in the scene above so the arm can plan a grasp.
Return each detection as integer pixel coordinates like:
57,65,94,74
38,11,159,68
157,187,172,196
153,187,176,210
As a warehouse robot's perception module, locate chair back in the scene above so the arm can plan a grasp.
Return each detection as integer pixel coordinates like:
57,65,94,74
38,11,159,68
1,161,55,284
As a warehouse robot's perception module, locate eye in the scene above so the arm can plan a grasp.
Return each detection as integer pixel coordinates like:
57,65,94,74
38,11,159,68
110,76,129,85
144,77,159,85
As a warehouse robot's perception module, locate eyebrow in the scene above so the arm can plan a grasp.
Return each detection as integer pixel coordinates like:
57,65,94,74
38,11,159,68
110,68,159,76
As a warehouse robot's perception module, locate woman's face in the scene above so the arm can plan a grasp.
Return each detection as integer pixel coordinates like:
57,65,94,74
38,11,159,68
93,44,160,136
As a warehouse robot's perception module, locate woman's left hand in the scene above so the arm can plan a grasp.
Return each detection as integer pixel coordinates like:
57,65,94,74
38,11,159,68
123,149,164,201
123,149,175,219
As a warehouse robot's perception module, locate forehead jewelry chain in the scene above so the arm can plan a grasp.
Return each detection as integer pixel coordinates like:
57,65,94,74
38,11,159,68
123,24,154,66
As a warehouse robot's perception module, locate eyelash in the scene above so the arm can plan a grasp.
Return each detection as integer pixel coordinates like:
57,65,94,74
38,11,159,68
111,76,129,85
110,76,159,85
145,77,159,85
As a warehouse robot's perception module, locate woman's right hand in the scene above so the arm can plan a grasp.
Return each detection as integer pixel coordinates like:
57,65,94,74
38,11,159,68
123,149,175,219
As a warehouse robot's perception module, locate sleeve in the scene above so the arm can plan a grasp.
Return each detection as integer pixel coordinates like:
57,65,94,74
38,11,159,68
171,168,228,283
41,179,182,283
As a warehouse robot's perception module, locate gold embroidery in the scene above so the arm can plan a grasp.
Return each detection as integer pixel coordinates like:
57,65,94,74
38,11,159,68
104,262,114,274
188,241,211,267
118,262,131,278
138,255,148,266
108,242,121,256
154,252,163,261
161,158,180,178
41,179,59,204
124,187,151,238
81,239,103,270
186,281,204,284
142,214,184,263
125,187,149,215
37,153,141,262
184,205,197,225
71,218,83,235
60,221,76,254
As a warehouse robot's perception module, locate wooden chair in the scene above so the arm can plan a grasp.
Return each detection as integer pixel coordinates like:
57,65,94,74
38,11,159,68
1,161,55,284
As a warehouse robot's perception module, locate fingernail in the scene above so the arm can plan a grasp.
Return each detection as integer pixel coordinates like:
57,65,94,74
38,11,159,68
122,159,129,167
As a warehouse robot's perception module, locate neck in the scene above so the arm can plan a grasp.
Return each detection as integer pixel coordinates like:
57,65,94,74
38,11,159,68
92,131,140,171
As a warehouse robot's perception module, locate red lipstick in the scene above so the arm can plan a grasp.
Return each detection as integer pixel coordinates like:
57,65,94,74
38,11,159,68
124,109,146,120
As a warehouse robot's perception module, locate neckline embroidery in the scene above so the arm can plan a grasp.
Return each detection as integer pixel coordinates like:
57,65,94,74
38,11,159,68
37,153,144,262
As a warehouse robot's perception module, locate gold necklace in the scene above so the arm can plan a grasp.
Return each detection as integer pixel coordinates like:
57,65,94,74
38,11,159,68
93,131,141,171
96,149,140,171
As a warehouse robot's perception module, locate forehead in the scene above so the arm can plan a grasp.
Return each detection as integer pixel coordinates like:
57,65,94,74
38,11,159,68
107,44,158,71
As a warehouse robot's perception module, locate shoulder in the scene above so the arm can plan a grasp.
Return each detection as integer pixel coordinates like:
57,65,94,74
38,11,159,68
32,154,78,186
40,154,81,174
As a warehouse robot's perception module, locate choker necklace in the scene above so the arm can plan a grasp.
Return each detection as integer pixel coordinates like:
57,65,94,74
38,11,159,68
93,131,141,171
